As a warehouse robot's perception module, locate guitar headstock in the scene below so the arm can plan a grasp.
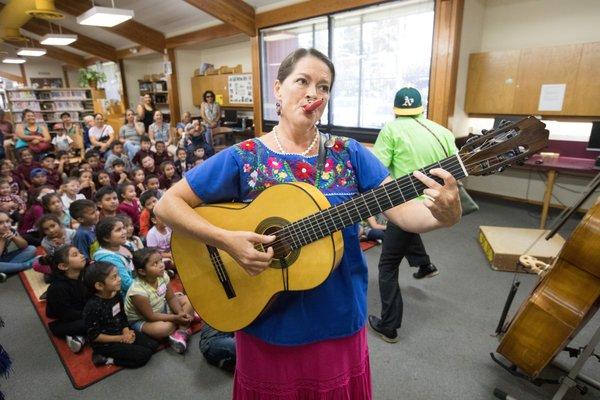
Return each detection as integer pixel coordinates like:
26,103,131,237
459,116,549,176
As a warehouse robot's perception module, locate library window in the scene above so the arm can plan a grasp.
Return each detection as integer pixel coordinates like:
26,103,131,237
260,0,435,138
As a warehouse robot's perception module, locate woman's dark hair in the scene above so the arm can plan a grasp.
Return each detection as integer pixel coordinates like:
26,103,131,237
96,216,122,247
117,182,134,201
37,214,62,233
60,111,71,119
41,192,61,213
277,48,335,88
22,108,34,119
133,247,160,272
83,261,115,293
203,90,215,102
142,93,155,108
39,245,74,275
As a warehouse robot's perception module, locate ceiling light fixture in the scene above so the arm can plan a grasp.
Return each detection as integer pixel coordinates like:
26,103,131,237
77,2,134,27
2,57,26,64
263,33,296,42
40,33,78,45
17,47,47,57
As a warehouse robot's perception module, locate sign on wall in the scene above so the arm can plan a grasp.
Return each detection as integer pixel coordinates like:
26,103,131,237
228,74,253,104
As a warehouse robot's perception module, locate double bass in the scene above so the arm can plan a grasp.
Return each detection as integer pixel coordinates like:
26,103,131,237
497,203,600,377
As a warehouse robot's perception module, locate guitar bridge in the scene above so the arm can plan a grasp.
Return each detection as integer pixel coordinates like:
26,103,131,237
207,245,236,299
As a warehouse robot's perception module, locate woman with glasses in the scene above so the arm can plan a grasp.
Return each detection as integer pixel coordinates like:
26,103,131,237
200,91,220,146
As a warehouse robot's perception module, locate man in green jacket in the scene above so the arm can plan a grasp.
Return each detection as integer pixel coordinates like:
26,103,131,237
368,87,458,343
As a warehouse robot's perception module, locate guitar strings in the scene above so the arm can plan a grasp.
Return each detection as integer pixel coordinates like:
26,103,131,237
259,151,512,253
259,159,467,252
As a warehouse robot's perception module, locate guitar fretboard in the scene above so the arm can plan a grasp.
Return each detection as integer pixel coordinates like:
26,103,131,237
276,154,467,250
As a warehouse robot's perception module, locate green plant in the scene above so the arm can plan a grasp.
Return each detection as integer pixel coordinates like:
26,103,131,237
78,68,107,87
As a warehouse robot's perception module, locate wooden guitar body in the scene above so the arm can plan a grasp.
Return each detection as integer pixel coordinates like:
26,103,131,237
171,182,344,332
497,204,600,377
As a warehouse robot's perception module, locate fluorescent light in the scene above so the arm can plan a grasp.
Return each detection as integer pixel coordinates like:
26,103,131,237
77,6,134,27
40,33,78,45
3,58,26,64
263,33,296,42
17,47,47,57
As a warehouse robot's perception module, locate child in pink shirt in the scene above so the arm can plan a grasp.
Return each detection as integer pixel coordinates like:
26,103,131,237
116,183,141,234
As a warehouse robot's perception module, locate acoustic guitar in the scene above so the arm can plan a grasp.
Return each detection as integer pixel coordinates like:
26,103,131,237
497,204,600,378
172,116,549,332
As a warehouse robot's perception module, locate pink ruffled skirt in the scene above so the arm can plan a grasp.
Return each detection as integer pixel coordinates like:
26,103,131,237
232,327,371,400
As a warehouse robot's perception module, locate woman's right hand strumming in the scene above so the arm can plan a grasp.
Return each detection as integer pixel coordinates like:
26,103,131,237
221,231,275,276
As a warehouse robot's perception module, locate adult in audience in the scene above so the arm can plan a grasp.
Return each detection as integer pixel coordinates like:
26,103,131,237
119,109,145,159
15,109,51,158
200,90,220,145
148,111,175,155
88,113,114,155
137,93,155,133
60,112,84,154
82,115,94,150
176,111,192,147
155,48,461,399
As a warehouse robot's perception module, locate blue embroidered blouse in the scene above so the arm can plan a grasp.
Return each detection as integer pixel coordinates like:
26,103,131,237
184,136,389,345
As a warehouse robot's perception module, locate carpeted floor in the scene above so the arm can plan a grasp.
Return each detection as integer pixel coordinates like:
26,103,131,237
1,195,599,400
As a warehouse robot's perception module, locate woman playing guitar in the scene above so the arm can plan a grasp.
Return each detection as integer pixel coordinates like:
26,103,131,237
155,48,461,399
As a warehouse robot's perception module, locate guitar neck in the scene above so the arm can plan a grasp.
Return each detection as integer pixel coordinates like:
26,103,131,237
282,154,468,249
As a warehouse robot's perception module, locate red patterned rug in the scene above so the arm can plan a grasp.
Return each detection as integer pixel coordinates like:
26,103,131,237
360,240,379,251
19,269,201,390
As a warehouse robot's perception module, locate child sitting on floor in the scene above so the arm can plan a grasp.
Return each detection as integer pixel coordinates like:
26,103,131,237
0,211,37,282
82,261,159,367
93,217,135,296
44,245,88,353
42,192,74,229
119,215,143,253
39,214,76,256
0,178,25,221
116,183,141,234
125,247,194,354
139,190,159,238
146,210,173,273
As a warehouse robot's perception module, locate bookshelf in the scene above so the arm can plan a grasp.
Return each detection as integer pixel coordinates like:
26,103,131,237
138,79,170,122
6,88,97,125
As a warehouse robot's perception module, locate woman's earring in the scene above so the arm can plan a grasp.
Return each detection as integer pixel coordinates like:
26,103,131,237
275,101,281,116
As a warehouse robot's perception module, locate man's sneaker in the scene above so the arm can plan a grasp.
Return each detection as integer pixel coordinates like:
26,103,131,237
412,264,439,279
92,353,114,366
66,335,85,353
368,315,399,343
169,329,190,354
0,272,7,283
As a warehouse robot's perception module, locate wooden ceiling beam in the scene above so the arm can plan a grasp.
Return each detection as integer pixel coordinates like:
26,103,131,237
116,46,156,60
53,0,166,53
255,0,386,29
22,18,117,61
166,23,241,49
6,39,86,68
184,0,256,37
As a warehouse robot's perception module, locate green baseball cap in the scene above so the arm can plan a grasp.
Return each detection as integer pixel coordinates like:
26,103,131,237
393,87,423,116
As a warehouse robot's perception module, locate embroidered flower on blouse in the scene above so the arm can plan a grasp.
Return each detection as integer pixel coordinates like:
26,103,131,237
267,156,282,170
323,159,334,172
241,140,256,152
248,170,258,188
332,139,345,152
243,163,252,173
294,161,313,180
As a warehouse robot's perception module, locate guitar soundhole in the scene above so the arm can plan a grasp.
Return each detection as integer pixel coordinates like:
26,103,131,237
256,217,299,269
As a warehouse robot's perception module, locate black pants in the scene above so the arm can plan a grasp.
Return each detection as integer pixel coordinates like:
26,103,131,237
92,332,159,368
49,319,86,338
376,222,431,331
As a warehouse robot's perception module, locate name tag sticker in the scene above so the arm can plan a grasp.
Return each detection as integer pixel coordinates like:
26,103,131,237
112,303,121,317
157,283,167,296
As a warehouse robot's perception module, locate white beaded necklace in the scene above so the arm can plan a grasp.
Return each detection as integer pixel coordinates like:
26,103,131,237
273,125,319,157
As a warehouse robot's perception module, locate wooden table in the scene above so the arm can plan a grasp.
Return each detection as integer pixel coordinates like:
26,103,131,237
522,155,597,228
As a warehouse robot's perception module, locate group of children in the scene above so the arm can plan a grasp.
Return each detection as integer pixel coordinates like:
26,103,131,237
0,134,235,371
